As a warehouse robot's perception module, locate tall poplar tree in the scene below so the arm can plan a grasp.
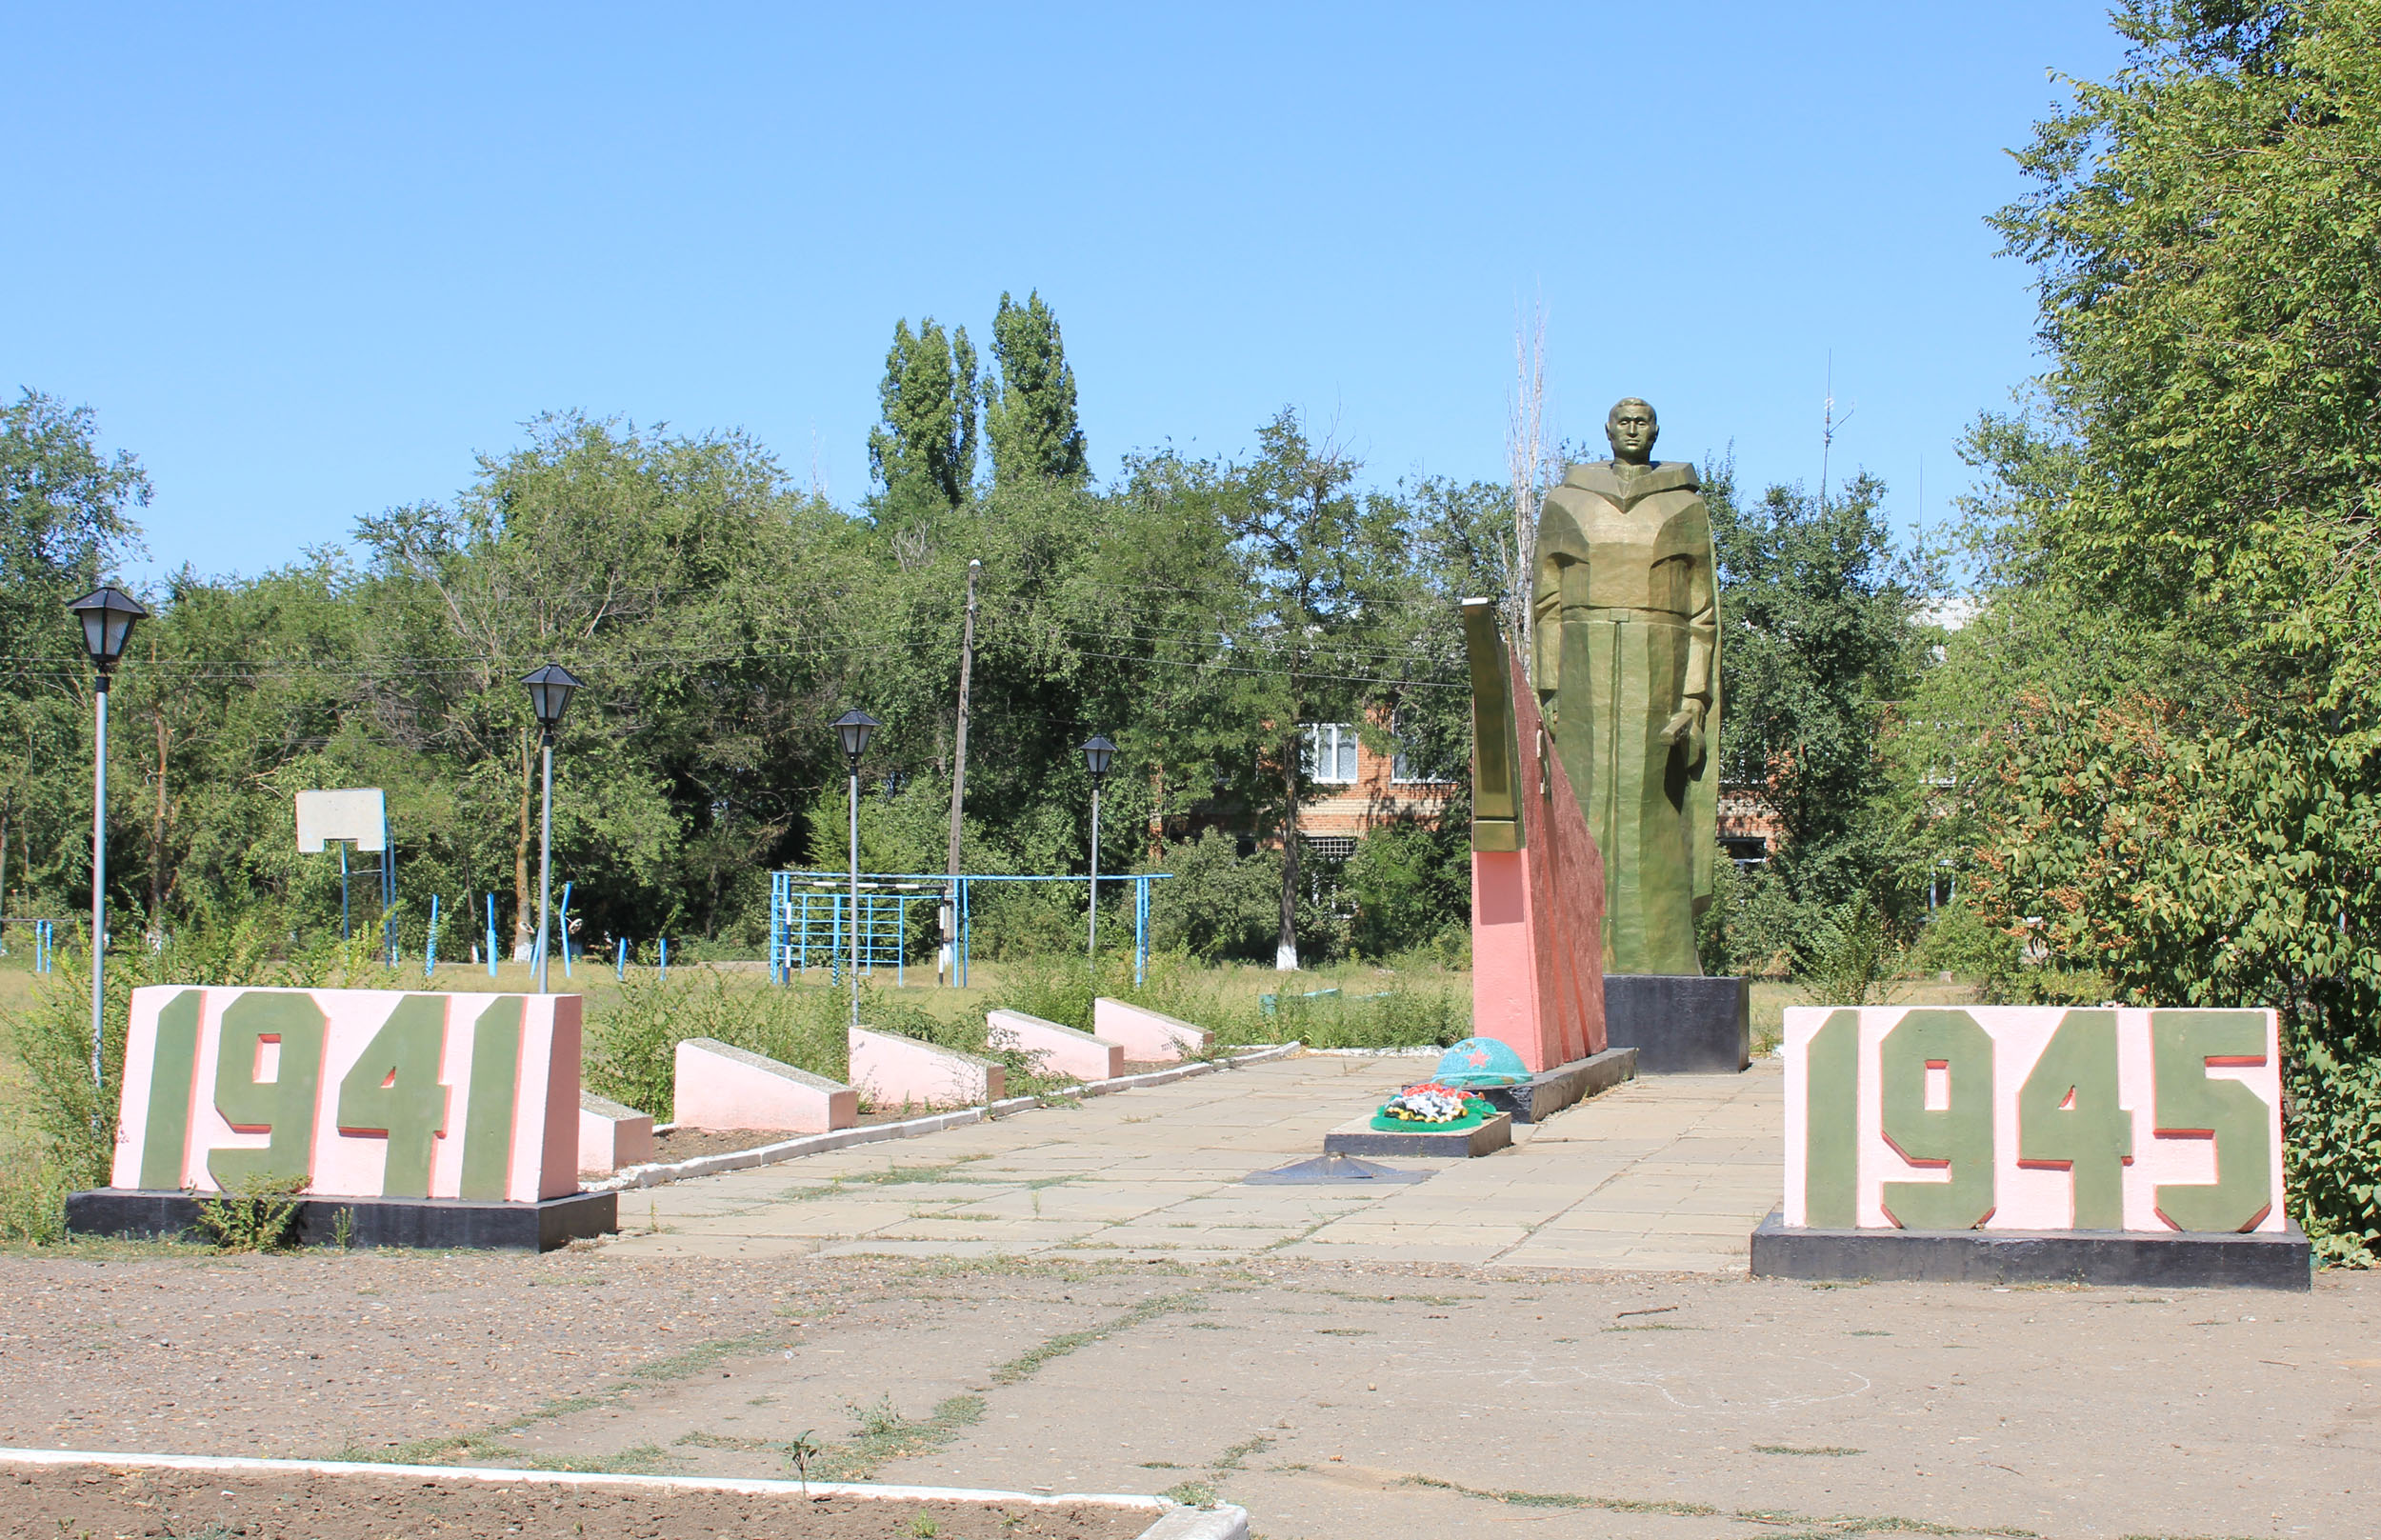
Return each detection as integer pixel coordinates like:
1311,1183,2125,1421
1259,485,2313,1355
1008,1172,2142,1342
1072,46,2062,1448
983,290,1088,488
868,319,978,512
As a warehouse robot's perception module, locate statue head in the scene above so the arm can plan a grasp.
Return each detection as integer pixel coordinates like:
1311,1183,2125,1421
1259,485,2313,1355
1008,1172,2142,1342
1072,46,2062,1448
1605,398,1658,466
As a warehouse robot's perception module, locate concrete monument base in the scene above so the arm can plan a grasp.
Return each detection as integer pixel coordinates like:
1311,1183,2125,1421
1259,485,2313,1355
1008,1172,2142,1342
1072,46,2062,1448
1750,1210,2311,1291
1323,1111,1512,1159
1604,974,1750,1073
66,1189,618,1252
1474,1047,1638,1124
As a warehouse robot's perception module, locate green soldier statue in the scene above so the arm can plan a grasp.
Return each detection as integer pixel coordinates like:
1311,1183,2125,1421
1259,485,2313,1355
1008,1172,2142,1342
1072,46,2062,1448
1531,397,1719,975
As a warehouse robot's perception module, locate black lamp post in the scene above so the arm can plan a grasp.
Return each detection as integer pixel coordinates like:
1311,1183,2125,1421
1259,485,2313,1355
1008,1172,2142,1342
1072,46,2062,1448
66,586,146,1089
1080,735,1116,963
522,664,583,992
831,710,879,1030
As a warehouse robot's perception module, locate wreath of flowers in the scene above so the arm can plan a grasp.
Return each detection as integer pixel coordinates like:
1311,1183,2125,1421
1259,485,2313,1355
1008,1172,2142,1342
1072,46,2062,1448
1377,1081,1483,1125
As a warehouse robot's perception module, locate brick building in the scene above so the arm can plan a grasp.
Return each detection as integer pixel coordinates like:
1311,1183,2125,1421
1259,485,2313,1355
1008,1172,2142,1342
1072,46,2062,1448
1289,720,1459,862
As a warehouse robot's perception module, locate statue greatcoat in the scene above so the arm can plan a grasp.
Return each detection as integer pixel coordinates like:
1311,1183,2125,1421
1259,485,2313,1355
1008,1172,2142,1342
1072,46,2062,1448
1531,457,1719,975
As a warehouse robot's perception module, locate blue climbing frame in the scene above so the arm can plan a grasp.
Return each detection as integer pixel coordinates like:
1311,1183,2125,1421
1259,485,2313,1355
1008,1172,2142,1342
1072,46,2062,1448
767,870,1173,988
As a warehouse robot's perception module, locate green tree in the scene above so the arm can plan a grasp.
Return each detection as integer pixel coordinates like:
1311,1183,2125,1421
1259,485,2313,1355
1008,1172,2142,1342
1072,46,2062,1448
982,290,1088,489
1219,410,1397,970
1966,0,2381,1260
868,319,978,514
1707,465,1924,918
0,390,150,928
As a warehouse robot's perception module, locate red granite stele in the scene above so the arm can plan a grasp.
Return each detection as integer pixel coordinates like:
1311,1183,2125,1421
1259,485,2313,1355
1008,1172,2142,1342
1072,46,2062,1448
1471,650,1607,1072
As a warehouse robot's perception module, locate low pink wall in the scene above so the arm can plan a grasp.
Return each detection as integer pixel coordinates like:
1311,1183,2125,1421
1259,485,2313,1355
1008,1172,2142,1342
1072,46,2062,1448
671,1038,856,1132
577,1091,655,1174
848,1026,1004,1110
1090,998,1211,1062
988,1009,1125,1082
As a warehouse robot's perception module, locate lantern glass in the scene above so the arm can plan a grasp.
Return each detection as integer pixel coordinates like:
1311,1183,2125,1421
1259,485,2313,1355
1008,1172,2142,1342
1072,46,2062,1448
521,663,584,733
832,709,880,762
1080,734,1116,781
66,586,148,668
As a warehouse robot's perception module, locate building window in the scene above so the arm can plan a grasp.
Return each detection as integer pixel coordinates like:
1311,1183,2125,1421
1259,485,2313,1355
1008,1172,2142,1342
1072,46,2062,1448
1302,723,1358,785
1390,709,1455,785
1302,834,1358,864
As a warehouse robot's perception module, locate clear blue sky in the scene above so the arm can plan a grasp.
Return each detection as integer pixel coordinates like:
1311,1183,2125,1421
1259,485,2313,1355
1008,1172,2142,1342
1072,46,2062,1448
3,3,2126,581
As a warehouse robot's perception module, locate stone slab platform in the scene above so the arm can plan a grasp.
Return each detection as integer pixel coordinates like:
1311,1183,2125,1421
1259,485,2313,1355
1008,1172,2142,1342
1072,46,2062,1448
66,1189,618,1252
1475,1046,1637,1123
1750,1210,2311,1290
1323,1111,1512,1159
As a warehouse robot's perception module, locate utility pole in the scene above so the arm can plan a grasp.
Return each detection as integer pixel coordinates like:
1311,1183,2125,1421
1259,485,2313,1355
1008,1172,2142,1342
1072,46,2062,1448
941,558,981,985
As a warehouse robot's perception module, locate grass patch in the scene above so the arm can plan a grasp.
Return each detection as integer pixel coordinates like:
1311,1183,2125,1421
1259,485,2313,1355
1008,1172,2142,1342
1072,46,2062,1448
810,1393,989,1481
523,1444,671,1474
675,1430,782,1452
1162,1480,1218,1508
990,1292,1203,1384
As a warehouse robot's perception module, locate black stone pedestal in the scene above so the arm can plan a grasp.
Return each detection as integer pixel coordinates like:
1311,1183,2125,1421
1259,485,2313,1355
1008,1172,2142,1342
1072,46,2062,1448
1604,974,1750,1073
1750,1210,2311,1290
1475,1047,1638,1124
66,1189,618,1252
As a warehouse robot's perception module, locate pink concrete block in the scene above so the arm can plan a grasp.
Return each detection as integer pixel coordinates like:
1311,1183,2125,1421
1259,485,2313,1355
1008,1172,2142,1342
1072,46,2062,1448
110,986,582,1203
577,1091,655,1174
1090,998,1212,1062
988,1009,1126,1082
671,1037,856,1132
1781,1005,2289,1233
1470,650,1606,1071
848,1026,1004,1110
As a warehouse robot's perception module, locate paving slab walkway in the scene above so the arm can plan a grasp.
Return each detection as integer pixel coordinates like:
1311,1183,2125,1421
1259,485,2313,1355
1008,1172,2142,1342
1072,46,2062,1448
605,1052,1784,1270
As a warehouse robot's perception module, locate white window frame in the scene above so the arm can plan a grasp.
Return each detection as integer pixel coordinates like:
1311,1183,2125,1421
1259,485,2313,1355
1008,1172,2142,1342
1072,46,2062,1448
1302,723,1359,786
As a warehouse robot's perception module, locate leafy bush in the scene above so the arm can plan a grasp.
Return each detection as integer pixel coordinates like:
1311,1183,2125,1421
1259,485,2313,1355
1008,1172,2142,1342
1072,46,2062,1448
192,1173,309,1252
1907,899,2019,981
0,1164,70,1246
1696,858,1809,978
1341,821,1467,960
1149,832,1279,962
1793,894,1904,1008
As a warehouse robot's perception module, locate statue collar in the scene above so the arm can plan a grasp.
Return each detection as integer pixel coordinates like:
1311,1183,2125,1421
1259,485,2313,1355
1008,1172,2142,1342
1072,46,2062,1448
1566,460,1699,508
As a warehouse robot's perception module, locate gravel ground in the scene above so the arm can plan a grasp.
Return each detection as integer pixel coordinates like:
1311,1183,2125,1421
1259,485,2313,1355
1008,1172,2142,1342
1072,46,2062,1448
0,1248,846,1457
0,1242,2371,1539
0,1465,1152,1540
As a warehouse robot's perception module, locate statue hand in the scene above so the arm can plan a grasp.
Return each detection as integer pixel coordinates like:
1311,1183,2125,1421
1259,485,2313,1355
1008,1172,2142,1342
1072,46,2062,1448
1660,706,1708,770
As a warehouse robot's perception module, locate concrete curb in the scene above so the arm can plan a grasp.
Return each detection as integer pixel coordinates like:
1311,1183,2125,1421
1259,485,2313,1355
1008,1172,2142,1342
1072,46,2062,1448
0,1448,1249,1540
588,1043,1305,1192
1299,1045,1442,1058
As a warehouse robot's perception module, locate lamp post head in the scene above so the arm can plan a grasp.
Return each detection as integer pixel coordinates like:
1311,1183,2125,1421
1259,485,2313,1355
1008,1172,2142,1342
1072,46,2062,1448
67,586,148,677
832,709,881,766
522,663,584,740
1080,734,1117,784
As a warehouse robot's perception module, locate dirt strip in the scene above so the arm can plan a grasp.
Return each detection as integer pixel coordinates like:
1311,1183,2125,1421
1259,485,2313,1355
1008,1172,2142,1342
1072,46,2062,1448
0,1465,1151,1540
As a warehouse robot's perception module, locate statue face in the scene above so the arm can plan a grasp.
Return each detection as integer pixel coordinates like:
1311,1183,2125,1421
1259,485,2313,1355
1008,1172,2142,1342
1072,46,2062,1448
1606,401,1658,464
